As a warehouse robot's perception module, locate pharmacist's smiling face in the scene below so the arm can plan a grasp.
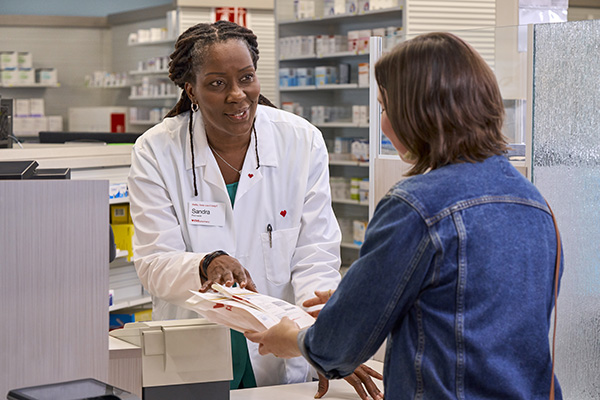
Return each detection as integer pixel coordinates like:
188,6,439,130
185,39,260,139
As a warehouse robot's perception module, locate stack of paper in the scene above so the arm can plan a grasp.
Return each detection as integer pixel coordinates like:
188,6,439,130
185,284,315,333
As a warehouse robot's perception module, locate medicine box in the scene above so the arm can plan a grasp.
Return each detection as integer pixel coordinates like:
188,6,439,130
315,66,337,86
17,69,35,85
296,67,314,86
15,99,30,117
29,98,45,117
353,220,368,245
351,138,369,161
36,68,57,85
358,63,369,87
0,69,18,85
17,52,32,69
0,51,17,70
110,203,130,224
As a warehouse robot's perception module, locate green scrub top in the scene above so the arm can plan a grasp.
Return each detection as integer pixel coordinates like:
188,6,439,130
226,181,257,389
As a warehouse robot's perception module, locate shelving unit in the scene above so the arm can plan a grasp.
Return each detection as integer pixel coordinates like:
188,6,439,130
276,2,403,268
0,83,60,88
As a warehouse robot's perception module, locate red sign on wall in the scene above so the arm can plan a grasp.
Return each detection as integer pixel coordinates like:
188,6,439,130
214,7,248,27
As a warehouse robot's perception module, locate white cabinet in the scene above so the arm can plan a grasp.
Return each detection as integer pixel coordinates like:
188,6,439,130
275,3,403,270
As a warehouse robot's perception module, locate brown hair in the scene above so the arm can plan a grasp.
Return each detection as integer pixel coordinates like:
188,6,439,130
375,32,507,176
165,20,275,118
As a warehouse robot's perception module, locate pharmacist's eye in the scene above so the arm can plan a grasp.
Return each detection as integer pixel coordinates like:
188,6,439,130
380,108,385,115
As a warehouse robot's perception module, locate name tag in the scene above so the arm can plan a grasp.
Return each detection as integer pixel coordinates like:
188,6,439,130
188,201,225,226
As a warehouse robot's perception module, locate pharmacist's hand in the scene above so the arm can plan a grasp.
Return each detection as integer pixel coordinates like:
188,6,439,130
244,317,302,359
302,289,335,318
200,255,258,293
315,364,384,400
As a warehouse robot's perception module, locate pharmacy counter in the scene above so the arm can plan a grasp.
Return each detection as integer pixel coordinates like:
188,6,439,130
230,360,384,400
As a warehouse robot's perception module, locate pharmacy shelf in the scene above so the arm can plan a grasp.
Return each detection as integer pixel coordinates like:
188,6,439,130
280,50,369,61
128,38,174,46
329,159,369,167
0,83,60,88
129,94,178,100
86,85,130,89
317,122,369,128
110,197,130,205
278,5,403,26
129,69,169,76
110,295,152,312
333,198,369,207
280,83,365,91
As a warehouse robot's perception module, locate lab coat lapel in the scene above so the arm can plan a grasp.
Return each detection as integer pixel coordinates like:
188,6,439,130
184,111,227,194
234,115,278,203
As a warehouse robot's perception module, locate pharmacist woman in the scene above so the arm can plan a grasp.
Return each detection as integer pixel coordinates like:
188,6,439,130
127,20,381,398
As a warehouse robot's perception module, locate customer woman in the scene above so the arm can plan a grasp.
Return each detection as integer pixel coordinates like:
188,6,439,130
246,32,563,399
127,20,381,397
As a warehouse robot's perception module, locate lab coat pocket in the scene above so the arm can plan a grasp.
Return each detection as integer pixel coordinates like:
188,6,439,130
260,226,300,285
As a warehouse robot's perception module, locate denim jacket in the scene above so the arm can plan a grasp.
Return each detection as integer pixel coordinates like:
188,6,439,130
299,155,562,399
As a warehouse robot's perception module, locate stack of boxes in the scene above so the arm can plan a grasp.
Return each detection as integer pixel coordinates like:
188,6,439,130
12,98,63,137
0,51,57,86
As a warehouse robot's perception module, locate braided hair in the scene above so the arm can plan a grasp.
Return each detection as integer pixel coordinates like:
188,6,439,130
166,20,275,118
166,20,273,196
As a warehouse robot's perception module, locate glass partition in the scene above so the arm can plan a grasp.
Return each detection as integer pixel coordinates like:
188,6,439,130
531,19,600,399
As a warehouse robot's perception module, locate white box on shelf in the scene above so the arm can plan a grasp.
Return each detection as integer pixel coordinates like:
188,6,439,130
0,70,18,85
358,63,369,87
357,29,371,53
15,99,30,117
36,68,57,85
0,51,17,70
31,116,48,135
17,69,35,85
17,52,32,69
347,30,359,52
296,67,314,86
351,138,369,161
358,0,370,12
315,66,337,86
30,98,45,117
47,115,64,131
346,0,358,14
334,0,346,14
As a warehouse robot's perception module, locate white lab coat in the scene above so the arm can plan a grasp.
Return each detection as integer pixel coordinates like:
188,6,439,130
127,105,342,386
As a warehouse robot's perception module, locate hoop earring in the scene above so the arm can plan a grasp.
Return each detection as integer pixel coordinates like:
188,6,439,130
191,102,199,113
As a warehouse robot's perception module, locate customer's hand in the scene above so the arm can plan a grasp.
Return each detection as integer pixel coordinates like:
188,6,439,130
245,317,302,358
200,255,258,292
302,289,335,318
315,364,384,400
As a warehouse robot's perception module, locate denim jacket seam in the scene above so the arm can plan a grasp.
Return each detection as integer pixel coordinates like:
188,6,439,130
452,210,468,400
413,298,425,400
426,196,550,225
356,232,433,364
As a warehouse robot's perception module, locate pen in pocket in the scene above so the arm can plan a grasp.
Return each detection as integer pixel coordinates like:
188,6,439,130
267,224,272,248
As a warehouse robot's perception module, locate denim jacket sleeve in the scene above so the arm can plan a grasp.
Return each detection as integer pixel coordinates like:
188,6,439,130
299,192,436,379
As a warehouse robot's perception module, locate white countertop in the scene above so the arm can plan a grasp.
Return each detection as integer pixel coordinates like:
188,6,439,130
230,360,384,400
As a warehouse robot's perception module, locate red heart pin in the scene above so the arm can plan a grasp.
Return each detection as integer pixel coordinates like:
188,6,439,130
280,210,287,217
248,174,254,178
